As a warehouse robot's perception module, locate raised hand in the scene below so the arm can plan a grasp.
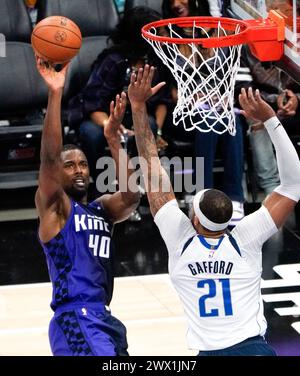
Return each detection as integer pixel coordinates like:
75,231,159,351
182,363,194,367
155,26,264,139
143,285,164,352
104,92,127,141
239,87,276,123
128,65,166,109
277,89,298,118
35,56,69,92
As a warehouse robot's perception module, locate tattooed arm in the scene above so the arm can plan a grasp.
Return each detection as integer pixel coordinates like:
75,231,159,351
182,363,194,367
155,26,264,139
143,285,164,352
127,65,176,217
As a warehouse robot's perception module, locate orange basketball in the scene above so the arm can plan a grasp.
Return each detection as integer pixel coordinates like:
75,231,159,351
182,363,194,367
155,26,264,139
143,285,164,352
31,16,82,64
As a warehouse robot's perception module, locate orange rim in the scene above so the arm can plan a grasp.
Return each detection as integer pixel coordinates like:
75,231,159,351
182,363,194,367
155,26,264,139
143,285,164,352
142,13,284,49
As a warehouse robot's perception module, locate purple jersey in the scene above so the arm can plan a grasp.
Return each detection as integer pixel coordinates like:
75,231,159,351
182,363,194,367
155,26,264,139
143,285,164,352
40,199,115,311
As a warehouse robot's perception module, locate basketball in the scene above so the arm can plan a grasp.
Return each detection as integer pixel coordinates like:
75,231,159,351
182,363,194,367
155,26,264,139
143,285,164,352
31,16,82,64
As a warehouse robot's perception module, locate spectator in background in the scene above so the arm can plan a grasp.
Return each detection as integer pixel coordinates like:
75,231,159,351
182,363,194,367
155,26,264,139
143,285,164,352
24,0,38,25
162,0,209,16
162,0,245,226
241,46,300,136
239,46,300,196
68,6,170,188
207,0,223,16
162,0,222,18
24,0,37,7
114,0,125,13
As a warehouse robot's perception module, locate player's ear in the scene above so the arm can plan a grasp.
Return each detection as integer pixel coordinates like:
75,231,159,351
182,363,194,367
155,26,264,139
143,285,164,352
191,213,200,229
188,205,194,220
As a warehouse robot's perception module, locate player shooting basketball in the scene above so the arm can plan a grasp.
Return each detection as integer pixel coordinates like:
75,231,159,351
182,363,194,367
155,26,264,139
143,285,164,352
127,65,300,356
35,58,140,356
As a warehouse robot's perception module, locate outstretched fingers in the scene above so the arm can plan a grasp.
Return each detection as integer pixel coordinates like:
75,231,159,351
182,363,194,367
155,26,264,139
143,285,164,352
109,99,115,116
35,55,47,73
120,91,127,105
35,55,54,71
116,92,127,114
142,65,165,94
133,65,153,86
146,65,155,84
152,81,166,96
239,87,276,123
238,87,249,111
136,67,144,85
239,87,258,113
110,92,127,122
246,86,256,104
128,65,165,104
130,71,137,85
254,88,265,104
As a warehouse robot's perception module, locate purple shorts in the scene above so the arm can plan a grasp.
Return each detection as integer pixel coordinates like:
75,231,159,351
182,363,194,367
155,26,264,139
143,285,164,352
49,303,128,356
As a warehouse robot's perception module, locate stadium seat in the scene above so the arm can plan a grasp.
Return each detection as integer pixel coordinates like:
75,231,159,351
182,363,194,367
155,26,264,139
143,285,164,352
0,42,48,185
36,0,119,36
0,0,32,42
63,35,108,145
0,42,47,116
64,36,107,102
124,0,162,14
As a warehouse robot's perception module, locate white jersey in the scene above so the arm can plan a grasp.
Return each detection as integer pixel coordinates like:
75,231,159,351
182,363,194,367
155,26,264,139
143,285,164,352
154,200,278,351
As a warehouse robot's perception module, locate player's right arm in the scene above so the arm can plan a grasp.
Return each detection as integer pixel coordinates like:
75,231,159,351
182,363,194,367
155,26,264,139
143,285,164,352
239,87,300,229
128,65,196,260
128,65,175,216
35,58,71,241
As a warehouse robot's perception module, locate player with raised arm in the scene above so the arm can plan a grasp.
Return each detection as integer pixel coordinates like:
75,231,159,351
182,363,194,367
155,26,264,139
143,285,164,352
127,65,300,355
35,58,140,356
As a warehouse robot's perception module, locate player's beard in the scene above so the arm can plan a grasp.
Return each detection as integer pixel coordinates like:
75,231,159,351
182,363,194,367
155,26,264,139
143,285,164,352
66,184,88,202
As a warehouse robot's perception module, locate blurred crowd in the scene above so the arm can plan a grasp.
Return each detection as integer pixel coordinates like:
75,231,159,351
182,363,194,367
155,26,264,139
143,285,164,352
21,0,300,224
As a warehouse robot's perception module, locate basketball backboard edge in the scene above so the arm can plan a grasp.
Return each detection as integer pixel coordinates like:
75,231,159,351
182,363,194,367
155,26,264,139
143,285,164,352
226,0,300,83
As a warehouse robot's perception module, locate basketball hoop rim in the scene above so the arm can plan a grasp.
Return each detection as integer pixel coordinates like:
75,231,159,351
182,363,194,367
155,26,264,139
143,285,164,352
142,12,285,49
141,12,285,136
142,16,249,46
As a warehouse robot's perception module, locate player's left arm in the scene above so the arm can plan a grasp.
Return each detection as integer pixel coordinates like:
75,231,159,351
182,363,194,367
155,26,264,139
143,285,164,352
127,65,176,216
98,93,140,223
239,87,300,229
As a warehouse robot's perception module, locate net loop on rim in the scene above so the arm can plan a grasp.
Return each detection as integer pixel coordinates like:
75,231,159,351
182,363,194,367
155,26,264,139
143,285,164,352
142,14,284,135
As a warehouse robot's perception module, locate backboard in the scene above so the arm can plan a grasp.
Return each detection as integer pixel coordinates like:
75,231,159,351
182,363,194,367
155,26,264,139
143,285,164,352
228,0,300,82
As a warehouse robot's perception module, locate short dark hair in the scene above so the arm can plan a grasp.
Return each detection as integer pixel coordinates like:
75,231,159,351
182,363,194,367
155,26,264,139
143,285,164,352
199,189,233,225
108,6,162,60
61,144,84,153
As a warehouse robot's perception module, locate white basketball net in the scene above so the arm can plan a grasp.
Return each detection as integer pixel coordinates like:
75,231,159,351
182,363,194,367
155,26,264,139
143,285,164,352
144,21,242,135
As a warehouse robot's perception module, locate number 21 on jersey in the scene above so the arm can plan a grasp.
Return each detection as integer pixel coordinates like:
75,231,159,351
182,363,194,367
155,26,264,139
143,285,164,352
198,279,233,317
